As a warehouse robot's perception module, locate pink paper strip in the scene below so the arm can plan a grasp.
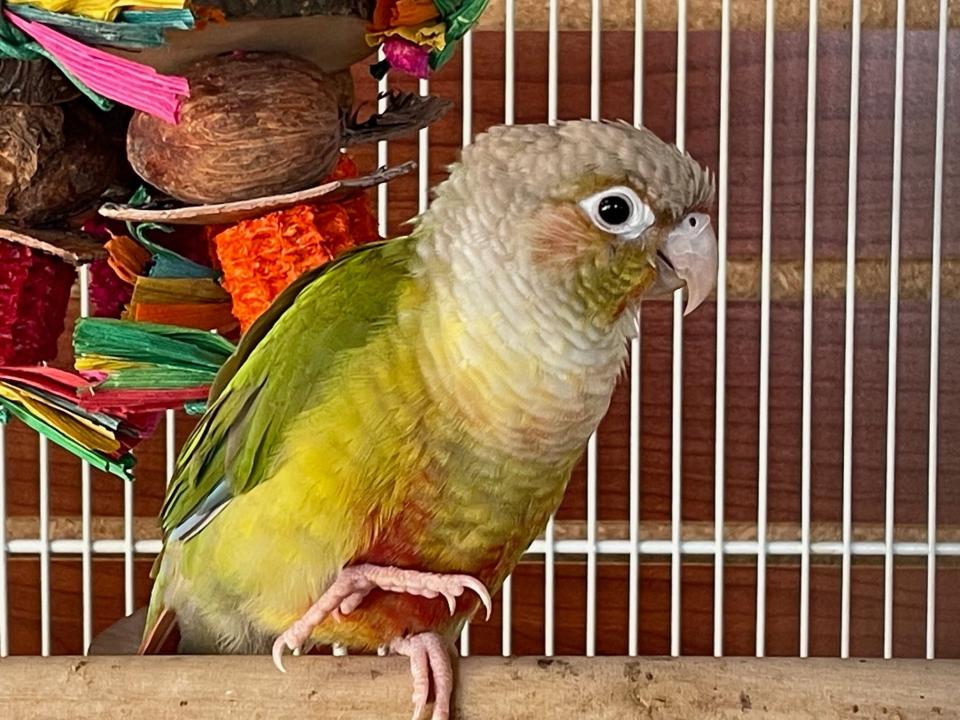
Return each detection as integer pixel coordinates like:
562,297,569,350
5,11,189,124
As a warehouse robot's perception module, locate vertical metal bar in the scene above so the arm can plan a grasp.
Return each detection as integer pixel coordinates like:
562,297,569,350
39,436,50,656
590,0,601,121
756,0,776,660
882,0,906,662
633,0,644,123
547,0,559,125
926,0,948,662
124,239,137,618
840,0,862,661
377,47,389,238
585,0,601,660
0,422,7,657
629,0,644,651
501,575,512,657
714,0,731,660
123,480,134,617
165,410,176,487
505,0,515,126
543,516,555,656
419,78,430,214
544,0,559,660
799,0,818,660
78,266,93,653
628,327,641,657
586,435,597,657
671,0,687,659
462,31,473,145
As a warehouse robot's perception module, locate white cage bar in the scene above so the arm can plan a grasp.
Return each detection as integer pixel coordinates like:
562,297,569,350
0,0,953,664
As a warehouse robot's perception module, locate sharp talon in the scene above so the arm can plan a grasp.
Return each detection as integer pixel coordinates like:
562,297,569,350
444,592,456,615
332,608,343,623
464,577,493,620
271,637,289,673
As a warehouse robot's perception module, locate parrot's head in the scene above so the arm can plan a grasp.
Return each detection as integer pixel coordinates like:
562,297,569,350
423,120,716,334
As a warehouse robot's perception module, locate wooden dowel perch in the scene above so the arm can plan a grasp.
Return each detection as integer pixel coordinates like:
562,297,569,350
0,656,956,719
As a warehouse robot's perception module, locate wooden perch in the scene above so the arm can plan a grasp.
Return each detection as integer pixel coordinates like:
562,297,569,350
0,655,956,719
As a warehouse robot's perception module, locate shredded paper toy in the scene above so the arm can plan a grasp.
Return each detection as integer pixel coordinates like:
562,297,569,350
0,240,74,365
367,0,490,78
0,365,159,479
2,9,190,122
74,316,235,412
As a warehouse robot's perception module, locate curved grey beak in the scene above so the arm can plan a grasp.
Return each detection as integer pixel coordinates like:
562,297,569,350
646,212,717,316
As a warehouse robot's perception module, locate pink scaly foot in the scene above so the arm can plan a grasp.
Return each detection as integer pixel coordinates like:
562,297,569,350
391,632,454,720
271,564,491,671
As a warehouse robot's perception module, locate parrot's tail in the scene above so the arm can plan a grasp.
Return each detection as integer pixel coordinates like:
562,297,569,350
138,606,179,655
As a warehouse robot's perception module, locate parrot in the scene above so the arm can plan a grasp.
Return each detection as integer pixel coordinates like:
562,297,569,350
141,119,717,720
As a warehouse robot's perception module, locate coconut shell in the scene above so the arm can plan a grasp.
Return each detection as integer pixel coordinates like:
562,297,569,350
127,52,346,205
0,58,79,106
0,102,117,225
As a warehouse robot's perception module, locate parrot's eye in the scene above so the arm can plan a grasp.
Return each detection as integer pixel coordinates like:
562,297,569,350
598,196,631,225
579,186,654,239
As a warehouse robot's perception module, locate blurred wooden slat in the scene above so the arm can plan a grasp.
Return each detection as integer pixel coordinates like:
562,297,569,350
8,516,960,545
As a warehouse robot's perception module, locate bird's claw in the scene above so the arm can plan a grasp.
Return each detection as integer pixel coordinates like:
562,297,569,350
271,636,291,673
271,630,303,673
458,575,493,621
437,575,491,620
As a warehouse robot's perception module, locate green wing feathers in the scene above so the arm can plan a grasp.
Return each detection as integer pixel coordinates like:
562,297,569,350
158,237,417,539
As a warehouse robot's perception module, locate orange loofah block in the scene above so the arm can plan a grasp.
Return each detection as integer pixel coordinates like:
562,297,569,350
211,154,380,334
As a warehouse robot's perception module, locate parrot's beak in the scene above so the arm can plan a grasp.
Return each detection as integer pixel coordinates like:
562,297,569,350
646,212,718,315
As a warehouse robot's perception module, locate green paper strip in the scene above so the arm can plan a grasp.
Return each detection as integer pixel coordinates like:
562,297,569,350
427,0,491,71
75,318,235,375
94,366,220,389
6,5,193,50
438,0,489,43
4,380,123,433
131,225,218,280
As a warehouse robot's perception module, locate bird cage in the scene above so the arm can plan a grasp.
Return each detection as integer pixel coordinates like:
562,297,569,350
0,0,957,716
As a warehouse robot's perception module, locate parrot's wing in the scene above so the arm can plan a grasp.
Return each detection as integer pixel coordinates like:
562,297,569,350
158,236,416,540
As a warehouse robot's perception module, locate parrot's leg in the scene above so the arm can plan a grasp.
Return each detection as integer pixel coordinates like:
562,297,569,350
390,632,454,720
272,564,491,671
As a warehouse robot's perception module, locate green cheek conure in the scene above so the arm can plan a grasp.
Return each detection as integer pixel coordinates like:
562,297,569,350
142,120,717,720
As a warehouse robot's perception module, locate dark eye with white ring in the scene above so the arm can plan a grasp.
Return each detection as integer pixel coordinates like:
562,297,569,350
579,186,654,239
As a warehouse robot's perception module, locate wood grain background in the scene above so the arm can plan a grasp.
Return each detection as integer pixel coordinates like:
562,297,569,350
3,24,959,657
